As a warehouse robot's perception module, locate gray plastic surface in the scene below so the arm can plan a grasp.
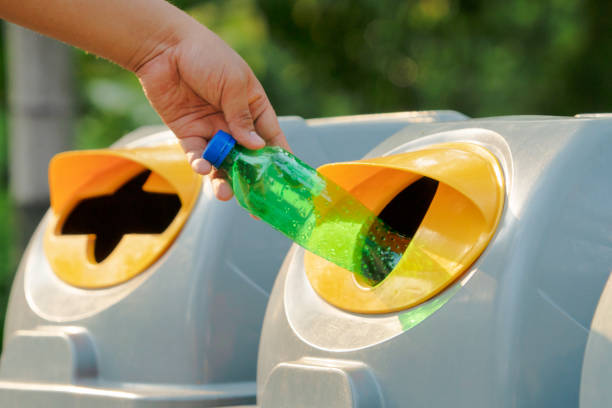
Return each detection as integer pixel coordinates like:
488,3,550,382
580,274,612,407
260,357,382,408
0,110,466,407
257,116,612,407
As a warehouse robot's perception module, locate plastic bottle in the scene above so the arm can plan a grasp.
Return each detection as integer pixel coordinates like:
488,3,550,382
202,130,409,283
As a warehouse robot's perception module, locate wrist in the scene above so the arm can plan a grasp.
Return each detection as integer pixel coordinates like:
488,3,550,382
125,5,197,73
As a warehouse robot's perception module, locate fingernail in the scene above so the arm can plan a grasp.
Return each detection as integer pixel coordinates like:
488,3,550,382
249,131,265,146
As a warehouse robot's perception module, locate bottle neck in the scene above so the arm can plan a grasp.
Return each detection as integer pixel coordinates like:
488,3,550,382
217,146,240,173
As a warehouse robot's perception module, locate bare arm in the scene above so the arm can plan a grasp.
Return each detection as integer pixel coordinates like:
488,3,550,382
0,0,288,200
0,0,184,72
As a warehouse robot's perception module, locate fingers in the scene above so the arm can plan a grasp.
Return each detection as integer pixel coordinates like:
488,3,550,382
221,77,265,150
182,136,234,201
178,136,211,175
173,110,230,174
210,169,233,201
254,103,291,152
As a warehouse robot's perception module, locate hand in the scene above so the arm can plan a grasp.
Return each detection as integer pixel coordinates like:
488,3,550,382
135,23,289,201
0,0,286,201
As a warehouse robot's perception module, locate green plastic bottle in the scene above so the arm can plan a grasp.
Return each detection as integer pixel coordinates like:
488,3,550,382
202,130,409,283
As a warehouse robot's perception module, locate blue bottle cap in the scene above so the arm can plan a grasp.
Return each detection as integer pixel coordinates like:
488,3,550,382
202,130,237,168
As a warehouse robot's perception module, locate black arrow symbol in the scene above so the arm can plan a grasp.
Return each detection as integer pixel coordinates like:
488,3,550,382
61,170,181,262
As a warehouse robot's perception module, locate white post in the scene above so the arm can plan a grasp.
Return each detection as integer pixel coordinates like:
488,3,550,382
6,24,75,244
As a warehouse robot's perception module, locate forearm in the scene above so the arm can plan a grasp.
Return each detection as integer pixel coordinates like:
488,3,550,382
0,0,197,71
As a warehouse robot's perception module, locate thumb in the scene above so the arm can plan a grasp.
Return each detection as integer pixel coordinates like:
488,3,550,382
221,80,265,149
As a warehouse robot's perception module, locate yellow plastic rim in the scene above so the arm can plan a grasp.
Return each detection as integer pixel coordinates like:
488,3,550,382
44,143,201,288
304,142,505,314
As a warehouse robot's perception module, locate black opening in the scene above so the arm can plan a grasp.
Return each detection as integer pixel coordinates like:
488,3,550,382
61,170,181,262
377,177,439,238
360,177,439,284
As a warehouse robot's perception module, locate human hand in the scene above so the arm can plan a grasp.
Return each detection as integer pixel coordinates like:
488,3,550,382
1,0,283,201
135,22,289,201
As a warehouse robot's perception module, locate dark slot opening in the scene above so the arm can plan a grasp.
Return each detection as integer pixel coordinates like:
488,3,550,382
360,177,439,284
377,177,439,238
61,170,181,262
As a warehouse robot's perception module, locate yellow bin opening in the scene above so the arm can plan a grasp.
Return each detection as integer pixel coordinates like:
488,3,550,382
44,143,201,289
305,142,505,314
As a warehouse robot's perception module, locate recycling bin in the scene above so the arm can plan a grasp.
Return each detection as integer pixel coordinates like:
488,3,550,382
5,110,609,408
256,114,612,408
0,110,463,407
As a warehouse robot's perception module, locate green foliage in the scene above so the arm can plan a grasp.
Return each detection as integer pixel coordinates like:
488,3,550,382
75,54,161,149
0,190,15,347
0,107,13,348
0,109,7,190
0,31,7,188
255,0,611,117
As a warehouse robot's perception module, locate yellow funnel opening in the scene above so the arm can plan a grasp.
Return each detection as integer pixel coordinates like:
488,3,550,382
44,143,201,288
305,142,505,314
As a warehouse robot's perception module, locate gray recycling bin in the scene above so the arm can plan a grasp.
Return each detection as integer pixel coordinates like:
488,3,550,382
0,110,464,407
256,113,612,408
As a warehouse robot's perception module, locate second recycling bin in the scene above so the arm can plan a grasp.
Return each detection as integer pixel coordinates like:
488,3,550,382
256,114,612,408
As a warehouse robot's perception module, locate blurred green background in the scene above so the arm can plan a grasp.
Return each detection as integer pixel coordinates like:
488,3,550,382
0,0,611,343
